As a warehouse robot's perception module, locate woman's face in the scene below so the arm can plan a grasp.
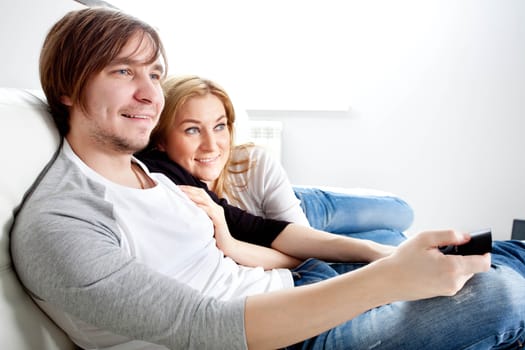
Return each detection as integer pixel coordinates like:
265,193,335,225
161,93,231,190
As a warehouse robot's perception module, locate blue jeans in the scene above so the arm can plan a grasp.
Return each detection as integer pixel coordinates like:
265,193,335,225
287,241,525,350
293,187,413,246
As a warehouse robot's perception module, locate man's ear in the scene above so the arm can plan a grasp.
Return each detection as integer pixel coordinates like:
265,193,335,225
60,95,73,106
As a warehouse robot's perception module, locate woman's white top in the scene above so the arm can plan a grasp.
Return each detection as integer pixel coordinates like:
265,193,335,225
224,145,310,226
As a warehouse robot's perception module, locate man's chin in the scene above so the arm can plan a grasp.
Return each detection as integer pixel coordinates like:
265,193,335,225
133,142,149,153
110,139,148,155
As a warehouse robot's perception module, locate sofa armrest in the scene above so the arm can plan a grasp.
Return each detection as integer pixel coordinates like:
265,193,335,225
1,88,74,349
293,186,414,235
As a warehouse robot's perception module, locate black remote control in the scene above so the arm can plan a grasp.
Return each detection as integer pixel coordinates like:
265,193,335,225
439,229,492,255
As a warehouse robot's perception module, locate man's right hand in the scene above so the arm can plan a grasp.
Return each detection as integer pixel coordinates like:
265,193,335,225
382,229,491,301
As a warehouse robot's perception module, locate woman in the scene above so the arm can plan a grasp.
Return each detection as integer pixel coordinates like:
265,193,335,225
139,75,412,245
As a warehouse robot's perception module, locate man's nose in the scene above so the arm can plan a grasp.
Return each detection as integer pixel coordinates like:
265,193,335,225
134,75,161,105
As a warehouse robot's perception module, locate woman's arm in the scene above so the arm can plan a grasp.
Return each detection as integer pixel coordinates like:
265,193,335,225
179,185,301,269
245,230,491,349
137,150,289,247
271,223,396,262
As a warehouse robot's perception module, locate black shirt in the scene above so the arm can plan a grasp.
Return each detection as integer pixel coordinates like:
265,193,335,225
136,150,290,247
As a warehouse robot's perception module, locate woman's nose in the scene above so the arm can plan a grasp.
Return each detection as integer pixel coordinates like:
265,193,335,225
200,131,217,150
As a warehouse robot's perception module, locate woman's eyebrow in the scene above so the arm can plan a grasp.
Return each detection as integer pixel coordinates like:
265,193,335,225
179,118,202,125
180,115,226,124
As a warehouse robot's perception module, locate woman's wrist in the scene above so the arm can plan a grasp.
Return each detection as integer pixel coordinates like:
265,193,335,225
341,237,395,262
366,240,396,261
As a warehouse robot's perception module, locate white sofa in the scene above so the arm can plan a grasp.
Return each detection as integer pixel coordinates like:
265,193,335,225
0,88,75,349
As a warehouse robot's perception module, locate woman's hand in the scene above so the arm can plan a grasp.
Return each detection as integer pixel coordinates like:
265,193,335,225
178,185,233,250
178,185,302,269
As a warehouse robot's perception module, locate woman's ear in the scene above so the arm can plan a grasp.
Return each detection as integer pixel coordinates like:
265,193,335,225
157,142,166,151
60,95,73,106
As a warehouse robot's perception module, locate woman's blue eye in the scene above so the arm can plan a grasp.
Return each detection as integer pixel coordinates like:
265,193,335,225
185,127,199,135
215,123,227,131
150,73,161,80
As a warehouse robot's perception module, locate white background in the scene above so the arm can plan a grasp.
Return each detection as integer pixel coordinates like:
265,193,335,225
2,0,525,239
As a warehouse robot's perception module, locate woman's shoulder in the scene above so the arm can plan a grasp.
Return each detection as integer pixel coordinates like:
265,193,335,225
231,143,274,163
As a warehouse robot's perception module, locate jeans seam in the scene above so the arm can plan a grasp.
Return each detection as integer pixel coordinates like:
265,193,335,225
463,326,525,349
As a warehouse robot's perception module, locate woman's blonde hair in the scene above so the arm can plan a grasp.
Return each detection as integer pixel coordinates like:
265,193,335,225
149,75,253,198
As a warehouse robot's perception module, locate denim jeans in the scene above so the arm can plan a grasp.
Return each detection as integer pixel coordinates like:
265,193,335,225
287,240,525,350
293,187,413,246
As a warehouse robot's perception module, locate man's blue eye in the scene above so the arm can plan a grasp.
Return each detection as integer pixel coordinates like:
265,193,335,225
116,69,131,76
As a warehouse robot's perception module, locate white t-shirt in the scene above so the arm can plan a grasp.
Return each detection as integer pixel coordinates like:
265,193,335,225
65,142,294,301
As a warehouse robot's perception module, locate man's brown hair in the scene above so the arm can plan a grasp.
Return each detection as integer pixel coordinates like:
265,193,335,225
39,7,167,136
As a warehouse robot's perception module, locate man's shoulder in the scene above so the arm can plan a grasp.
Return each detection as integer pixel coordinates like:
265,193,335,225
33,150,103,197
15,150,110,225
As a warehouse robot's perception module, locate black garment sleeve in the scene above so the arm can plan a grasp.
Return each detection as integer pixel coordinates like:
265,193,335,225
135,150,290,247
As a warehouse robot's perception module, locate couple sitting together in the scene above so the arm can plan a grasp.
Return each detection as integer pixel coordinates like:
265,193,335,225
10,7,525,350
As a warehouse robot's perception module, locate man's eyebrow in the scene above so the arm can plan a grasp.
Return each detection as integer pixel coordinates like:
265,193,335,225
153,63,165,75
107,58,165,74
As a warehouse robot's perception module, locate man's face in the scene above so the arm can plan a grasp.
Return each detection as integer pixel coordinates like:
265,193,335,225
65,32,165,155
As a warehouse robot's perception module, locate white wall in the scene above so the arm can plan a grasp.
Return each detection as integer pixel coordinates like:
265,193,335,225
0,0,84,90
268,2,525,239
1,0,524,239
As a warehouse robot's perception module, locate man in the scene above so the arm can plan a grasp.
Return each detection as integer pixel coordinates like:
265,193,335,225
10,7,525,350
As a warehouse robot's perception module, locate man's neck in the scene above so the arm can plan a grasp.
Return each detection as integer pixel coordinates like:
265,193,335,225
65,136,142,189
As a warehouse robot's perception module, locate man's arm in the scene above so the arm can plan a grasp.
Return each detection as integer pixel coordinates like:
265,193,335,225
11,190,247,349
245,230,491,349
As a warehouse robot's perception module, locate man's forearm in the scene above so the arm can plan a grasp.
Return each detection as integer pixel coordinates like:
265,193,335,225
244,258,396,349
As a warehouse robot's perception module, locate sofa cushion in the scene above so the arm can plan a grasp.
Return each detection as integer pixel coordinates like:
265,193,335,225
0,88,74,349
